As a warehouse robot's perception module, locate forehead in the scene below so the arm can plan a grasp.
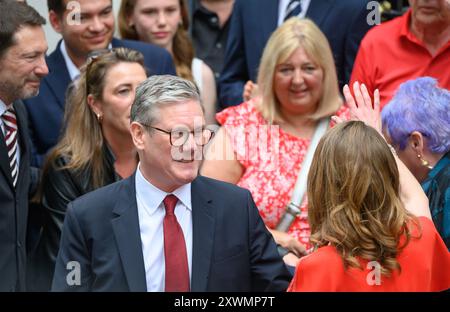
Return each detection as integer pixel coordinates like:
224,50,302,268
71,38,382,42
63,0,112,14
9,26,47,54
156,100,204,126
279,46,315,64
135,0,179,8
103,62,146,84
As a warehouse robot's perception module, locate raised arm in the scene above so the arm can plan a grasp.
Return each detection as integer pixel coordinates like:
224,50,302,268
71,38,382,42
340,82,431,219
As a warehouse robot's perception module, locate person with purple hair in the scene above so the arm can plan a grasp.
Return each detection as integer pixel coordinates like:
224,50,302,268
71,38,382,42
382,77,450,250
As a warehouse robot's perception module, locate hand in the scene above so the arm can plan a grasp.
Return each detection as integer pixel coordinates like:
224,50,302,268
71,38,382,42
333,81,381,134
269,229,307,257
243,80,259,101
283,252,300,267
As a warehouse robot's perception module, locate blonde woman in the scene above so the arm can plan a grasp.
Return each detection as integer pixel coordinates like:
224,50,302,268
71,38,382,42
201,18,349,266
29,48,147,291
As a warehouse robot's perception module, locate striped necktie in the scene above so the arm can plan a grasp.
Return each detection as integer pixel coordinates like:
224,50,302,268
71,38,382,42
2,108,19,187
284,0,302,21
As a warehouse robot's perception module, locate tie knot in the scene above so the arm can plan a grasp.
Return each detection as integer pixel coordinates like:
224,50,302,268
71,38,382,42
163,194,178,215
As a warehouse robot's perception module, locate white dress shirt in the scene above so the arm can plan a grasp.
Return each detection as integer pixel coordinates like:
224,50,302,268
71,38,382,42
278,0,311,26
0,99,20,166
60,41,113,81
135,164,193,292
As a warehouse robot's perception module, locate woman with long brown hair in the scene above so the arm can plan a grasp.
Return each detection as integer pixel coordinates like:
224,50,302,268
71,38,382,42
288,83,450,291
118,0,217,125
29,48,147,291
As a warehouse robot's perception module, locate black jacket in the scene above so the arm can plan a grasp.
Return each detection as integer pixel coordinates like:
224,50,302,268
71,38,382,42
28,145,120,291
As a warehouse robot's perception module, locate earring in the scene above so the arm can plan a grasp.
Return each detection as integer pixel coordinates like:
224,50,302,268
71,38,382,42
96,113,103,123
417,154,433,170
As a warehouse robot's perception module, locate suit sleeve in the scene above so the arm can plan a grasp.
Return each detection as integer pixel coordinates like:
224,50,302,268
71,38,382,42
218,0,248,109
343,0,374,87
247,191,291,291
51,202,92,291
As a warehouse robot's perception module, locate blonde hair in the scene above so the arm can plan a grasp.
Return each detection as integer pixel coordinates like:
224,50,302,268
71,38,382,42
118,0,194,81
256,18,342,123
43,48,144,189
307,121,421,276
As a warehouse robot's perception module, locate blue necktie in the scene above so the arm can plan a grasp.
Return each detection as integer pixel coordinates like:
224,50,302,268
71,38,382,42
284,0,302,21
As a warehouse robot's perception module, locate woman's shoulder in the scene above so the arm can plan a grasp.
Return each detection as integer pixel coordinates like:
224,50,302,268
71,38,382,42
216,98,265,126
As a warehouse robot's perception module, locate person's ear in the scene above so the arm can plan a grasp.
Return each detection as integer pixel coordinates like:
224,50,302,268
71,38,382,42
409,131,425,155
87,94,103,121
130,122,146,150
49,10,64,34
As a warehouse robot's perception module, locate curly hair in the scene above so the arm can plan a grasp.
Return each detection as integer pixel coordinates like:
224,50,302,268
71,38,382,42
307,121,421,276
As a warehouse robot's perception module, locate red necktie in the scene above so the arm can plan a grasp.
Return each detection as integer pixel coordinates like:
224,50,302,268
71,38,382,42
2,108,18,187
163,194,190,292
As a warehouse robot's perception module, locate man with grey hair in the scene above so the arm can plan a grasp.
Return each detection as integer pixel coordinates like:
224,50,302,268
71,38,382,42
52,75,290,292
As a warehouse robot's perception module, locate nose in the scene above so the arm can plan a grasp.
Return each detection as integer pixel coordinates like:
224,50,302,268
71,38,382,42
35,55,49,77
88,16,104,33
292,68,304,85
157,11,167,26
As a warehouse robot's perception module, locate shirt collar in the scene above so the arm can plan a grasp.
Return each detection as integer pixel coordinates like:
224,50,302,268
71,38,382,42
135,163,192,216
60,41,113,81
0,99,8,116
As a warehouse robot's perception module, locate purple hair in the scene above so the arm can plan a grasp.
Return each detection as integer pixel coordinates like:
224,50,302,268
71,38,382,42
381,77,450,154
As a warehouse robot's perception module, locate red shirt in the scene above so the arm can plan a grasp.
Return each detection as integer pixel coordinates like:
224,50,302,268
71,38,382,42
350,10,450,109
287,217,450,292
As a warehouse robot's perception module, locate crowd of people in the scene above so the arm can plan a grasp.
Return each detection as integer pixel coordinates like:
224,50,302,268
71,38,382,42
0,0,449,292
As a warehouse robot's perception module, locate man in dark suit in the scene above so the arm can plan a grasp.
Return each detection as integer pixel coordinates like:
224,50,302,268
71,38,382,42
218,0,373,108
0,0,48,292
52,75,291,292
23,0,177,167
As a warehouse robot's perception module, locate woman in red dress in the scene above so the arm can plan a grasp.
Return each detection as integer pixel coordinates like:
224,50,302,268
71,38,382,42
287,83,450,291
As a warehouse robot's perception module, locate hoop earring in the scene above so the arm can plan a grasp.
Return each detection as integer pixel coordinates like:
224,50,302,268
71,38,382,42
417,154,433,170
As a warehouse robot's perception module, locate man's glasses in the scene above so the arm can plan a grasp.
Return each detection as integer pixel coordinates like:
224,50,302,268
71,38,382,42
141,124,214,147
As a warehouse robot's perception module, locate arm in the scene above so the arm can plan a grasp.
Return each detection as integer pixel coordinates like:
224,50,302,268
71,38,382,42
51,202,92,291
200,62,218,126
218,0,248,108
247,191,291,291
41,159,84,264
342,82,431,219
200,127,244,184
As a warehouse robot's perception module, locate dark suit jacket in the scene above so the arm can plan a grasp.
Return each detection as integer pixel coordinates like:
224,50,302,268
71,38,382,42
218,0,372,108
0,101,33,291
23,38,177,167
51,175,291,292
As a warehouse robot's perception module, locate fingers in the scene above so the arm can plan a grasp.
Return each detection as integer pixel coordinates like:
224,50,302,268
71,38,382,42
331,115,345,124
343,84,357,110
290,241,307,257
374,89,380,113
352,81,365,108
360,83,373,109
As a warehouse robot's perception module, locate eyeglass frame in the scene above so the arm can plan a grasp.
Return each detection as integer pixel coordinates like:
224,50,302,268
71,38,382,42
140,123,215,147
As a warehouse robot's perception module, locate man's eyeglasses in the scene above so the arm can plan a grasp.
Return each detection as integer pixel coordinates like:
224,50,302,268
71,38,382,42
141,124,214,147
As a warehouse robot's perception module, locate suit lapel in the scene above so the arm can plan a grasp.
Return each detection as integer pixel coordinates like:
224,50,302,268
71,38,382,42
190,177,215,292
111,175,147,291
13,101,29,188
305,0,335,27
45,41,72,110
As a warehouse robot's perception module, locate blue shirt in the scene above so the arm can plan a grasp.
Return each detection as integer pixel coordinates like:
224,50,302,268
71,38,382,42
421,151,450,250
